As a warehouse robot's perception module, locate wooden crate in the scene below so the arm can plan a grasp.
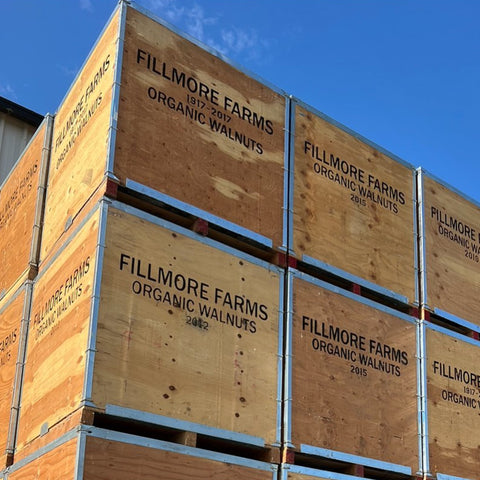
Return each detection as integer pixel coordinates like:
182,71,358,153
286,270,418,475
419,169,480,330
0,281,32,469
291,102,417,305
424,322,480,480
0,116,52,299
6,426,277,479
41,2,287,263
16,199,283,458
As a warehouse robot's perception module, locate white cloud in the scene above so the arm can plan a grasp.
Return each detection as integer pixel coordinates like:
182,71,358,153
145,0,185,22
143,0,269,62
58,65,79,78
79,0,94,12
0,84,16,100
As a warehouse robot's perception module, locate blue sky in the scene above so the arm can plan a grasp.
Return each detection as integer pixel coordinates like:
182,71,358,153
1,0,479,203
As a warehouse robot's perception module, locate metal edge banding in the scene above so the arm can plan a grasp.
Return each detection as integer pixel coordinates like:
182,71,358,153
29,114,54,267
416,320,426,475
34,200,104,284
287,97,296,252
104,405,265,447
74,429,87,480
108,200,281,275
4,428,79,475
283,271,294,447
275,272,285,447
301,255,409,305
412,169,420,306
433,308,480,334
426,321,480,348
285,464,366,480
85,425,272,469
82,202,109,404
6,280,34,455
417,168,428,310
420,167,480,210
419,321,430,475
105,0,127,176
125,179,273,249
437,474,473,480
291,97,415,170
53,5,123,118
292,268,416,324
282,96,292,252
128,2,287,97
299,445,412,476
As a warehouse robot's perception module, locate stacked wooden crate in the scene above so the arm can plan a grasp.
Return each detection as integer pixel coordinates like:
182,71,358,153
285,100,419,479
417,169,480,480
5,2,285,479
1,1,479,480
0,116,52,470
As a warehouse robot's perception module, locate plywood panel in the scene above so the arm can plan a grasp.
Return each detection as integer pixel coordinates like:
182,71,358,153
83,435,273,479
92,206,281,445
16,210,99,453
115,7,285,247
0,286,29,468
41,10,119,262
0,121,47,296
293,105,416,302
6,437,77,480
422,174,480,326
290,275,417,471
426,327,480,480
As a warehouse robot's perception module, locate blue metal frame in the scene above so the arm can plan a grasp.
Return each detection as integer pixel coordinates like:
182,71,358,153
82,200,110,406
437,474,476,480
300,445,412,476
275,277,285,447
281,464,364,480
105,0,127,179
4,425,277,478
283,96,294,253
283,270,294,448
125,179,274,249
6,281,34,456
417,168,428,311
301,255,410,304
418,319,430,476
29,115,54,269
105,404,266,447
